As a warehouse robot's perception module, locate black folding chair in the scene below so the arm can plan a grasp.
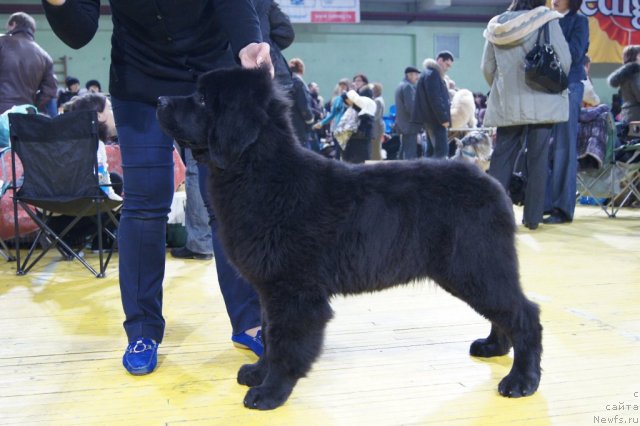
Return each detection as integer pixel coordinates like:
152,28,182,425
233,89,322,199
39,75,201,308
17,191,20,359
9,110,121,277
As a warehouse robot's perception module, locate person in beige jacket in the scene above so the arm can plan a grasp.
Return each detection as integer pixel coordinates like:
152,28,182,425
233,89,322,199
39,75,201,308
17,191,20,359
481,0,570,230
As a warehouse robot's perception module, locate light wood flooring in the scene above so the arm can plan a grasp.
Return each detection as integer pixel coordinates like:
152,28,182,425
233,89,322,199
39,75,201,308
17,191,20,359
0,205,638,425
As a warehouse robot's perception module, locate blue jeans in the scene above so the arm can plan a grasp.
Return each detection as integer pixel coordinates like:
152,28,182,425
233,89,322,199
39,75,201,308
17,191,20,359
545,81,584,221
184,149,212,255
113,98,260,343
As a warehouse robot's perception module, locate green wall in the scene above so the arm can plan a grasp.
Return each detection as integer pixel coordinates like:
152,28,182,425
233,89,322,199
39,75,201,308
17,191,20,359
3,14,619,113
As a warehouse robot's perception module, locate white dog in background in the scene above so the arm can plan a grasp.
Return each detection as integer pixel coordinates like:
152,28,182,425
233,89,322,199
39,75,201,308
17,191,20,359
450,89,477,130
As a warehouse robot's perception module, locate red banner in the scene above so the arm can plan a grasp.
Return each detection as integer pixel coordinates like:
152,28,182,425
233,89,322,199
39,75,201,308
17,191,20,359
582,1,640,63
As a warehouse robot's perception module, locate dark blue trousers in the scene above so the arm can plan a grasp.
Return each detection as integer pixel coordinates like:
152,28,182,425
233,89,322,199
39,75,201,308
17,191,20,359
426,124,448,159
113,98,260,344
545,81,584,221
197,163,261,335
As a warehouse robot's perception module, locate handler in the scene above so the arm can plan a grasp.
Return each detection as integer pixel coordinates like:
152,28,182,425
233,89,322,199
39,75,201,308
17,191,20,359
42,0,272,375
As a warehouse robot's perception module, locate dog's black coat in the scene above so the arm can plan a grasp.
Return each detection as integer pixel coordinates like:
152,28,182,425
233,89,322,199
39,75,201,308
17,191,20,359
157,67,542,410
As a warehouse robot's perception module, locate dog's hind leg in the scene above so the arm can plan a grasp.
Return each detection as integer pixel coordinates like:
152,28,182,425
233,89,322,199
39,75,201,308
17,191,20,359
494,299,542,398
242,289,333,410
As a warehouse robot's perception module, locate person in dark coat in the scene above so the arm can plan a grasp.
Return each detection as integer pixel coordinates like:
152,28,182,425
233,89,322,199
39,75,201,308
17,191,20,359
253,0,294,92
412,51,454,159
42,0,272,376
544,0,590,225
288,57,315,148
0,12,58,114
608,45,640,123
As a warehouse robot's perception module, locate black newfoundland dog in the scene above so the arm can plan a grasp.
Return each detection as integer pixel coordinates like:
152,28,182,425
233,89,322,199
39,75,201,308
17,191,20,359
156,67,542,410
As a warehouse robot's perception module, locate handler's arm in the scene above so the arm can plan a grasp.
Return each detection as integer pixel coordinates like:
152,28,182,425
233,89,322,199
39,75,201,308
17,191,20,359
216,0,272,74
42,0,100,49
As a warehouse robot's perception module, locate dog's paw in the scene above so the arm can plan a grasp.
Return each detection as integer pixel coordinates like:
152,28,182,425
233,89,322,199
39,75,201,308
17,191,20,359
243,384,293,410
237,362,267,387
498,371,540,398
470,337,511,358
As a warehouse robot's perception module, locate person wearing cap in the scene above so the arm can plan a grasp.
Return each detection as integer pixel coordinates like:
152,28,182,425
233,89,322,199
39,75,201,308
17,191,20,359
412,51,454,159
394,66,421,160
57,76,81,111
342,89,376,163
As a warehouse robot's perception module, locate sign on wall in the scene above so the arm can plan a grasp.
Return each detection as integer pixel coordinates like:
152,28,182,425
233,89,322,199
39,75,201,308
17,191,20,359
582,1,640,63
279,0,360,23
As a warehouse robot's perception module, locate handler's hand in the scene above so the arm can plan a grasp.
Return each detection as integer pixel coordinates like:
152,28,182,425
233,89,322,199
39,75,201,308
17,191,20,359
45,0,66,5
239,42,274,78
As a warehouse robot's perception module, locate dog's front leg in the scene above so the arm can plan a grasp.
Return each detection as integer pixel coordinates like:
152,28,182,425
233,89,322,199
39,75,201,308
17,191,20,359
238,318,269,387
242,289,333,410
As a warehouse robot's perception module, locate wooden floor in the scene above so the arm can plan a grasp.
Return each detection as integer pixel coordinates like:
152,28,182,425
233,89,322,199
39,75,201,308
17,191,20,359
0,205,638,426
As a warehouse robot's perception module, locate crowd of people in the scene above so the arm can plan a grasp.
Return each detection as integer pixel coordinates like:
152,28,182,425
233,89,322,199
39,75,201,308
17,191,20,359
0,0,638,379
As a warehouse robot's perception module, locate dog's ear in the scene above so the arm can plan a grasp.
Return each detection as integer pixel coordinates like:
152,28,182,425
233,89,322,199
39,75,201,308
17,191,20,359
202,68,272,169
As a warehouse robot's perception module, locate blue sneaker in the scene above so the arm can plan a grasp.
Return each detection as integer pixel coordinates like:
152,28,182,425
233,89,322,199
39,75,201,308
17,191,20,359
122,338,158,375
232,330,263,357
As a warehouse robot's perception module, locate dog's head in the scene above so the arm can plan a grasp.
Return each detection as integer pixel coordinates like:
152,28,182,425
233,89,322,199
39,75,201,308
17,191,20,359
157,66,274,169
453,131,493,171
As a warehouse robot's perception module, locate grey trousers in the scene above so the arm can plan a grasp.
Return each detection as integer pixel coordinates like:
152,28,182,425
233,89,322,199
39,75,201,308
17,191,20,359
400,132,418,160
184,148,213,254
488,124,553,227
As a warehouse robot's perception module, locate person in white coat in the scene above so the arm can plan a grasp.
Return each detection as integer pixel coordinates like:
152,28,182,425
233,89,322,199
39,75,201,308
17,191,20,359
481,0,570,230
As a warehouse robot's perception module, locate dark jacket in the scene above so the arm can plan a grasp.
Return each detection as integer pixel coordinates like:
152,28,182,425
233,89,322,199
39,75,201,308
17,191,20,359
412,59,451,128
42,0,262,105
608,62,640,123
290,73,314,144
253,0,294,92
0,27,58,113
559,11,589,84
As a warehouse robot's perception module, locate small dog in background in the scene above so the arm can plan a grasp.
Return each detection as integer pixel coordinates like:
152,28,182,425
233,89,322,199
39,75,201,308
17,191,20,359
451,130,493,172
450,88,477,130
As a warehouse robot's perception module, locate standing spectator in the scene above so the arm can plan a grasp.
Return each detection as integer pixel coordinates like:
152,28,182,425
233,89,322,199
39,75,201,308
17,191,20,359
342,90,376,164
412,51,454,159
288,58,314,148
394,66,421,160
314,78,350,159
57,76,81,111
482,0,570,230
608,45,640,123
371,82,385,160
353,73,373,98
253,0,294,92
43,0,272,376
544,0,589,226
0,12,58,114
308,81,326,151
169,147,214,261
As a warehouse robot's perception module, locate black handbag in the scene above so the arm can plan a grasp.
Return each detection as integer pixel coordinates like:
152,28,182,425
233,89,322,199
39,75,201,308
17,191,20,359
509,137,527,206
524,23,568,94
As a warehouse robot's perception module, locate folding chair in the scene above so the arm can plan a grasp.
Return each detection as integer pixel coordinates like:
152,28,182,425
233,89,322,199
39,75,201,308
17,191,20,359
0,147,16,261
9,110,121,277
577,113,640,217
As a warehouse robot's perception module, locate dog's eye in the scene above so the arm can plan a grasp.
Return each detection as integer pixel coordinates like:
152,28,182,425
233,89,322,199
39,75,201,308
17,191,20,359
198,95,206,106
